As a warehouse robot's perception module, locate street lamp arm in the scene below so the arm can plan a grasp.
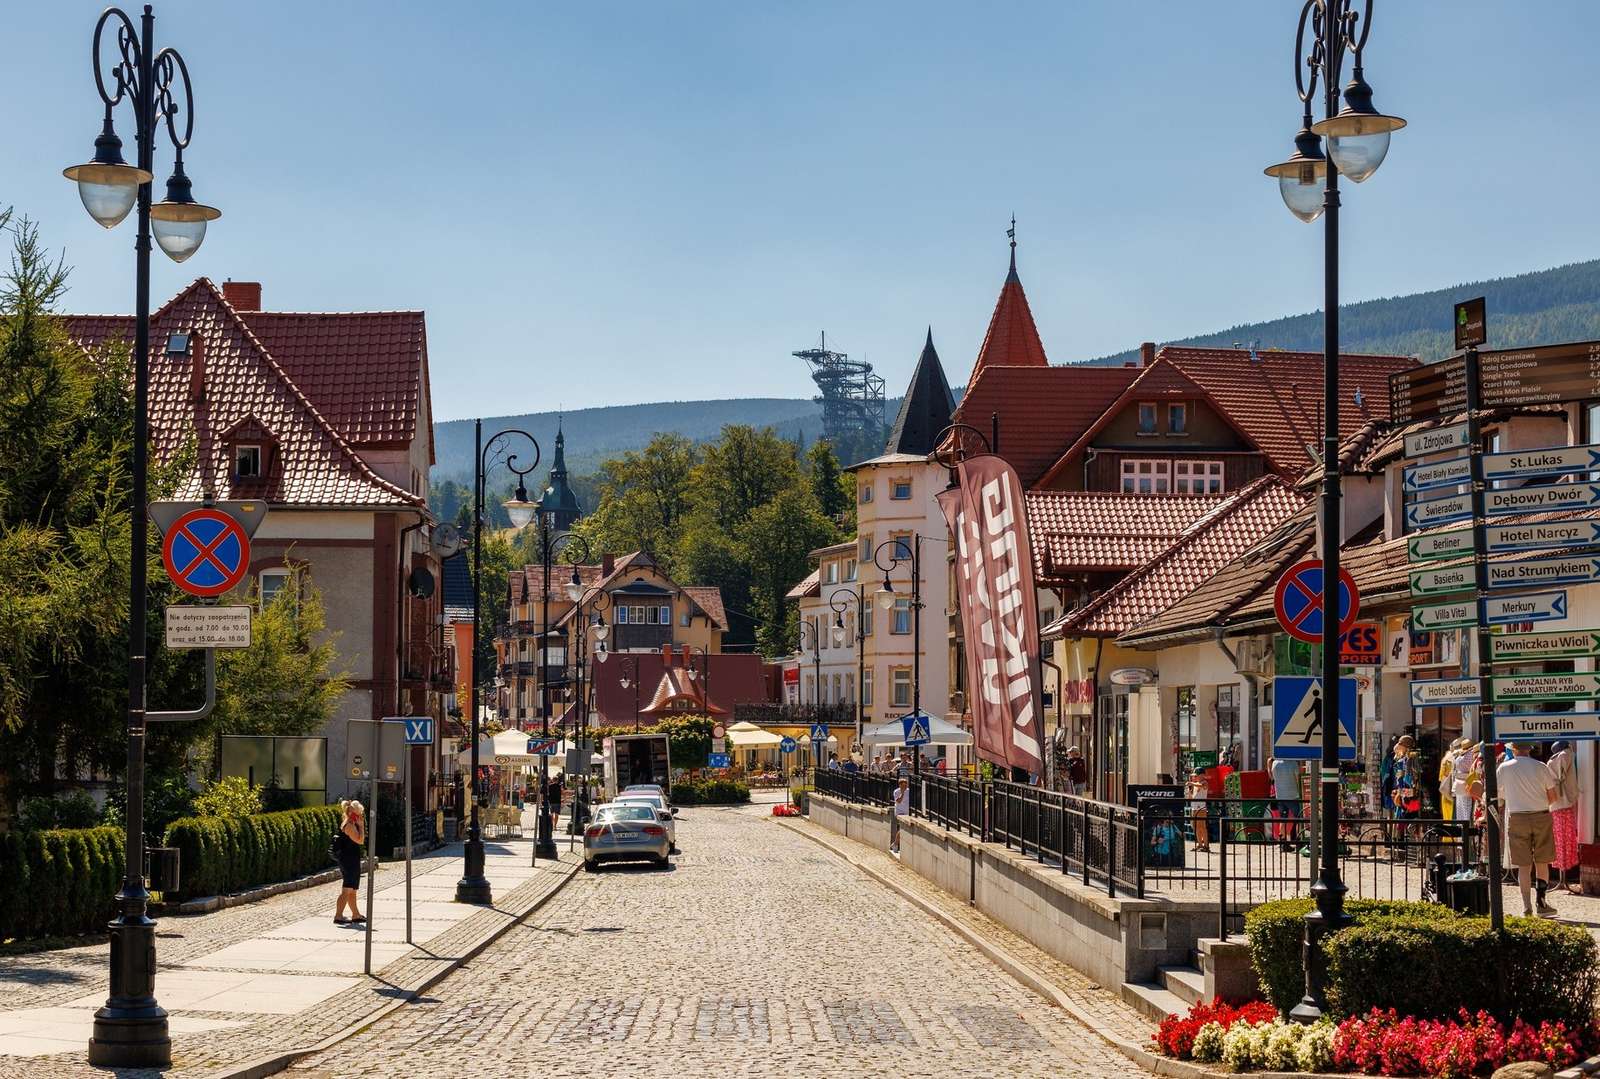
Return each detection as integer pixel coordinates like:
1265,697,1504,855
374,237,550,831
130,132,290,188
480,428,541,483
152,47,195,149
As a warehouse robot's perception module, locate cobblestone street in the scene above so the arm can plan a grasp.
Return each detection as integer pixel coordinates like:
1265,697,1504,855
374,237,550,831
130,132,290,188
294,803,1148,1078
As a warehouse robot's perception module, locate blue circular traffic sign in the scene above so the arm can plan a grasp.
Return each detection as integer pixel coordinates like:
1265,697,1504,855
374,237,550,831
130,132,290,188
1274,559,1359,645
779,736,797,754
162,507,250,598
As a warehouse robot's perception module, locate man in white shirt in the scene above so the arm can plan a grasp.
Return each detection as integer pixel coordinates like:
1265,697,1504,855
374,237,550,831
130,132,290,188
890,778,910,853
1497,742,1558,916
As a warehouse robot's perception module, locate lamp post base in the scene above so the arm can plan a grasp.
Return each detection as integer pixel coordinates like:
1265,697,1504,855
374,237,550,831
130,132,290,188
87,916,171,1068
455,836,493,905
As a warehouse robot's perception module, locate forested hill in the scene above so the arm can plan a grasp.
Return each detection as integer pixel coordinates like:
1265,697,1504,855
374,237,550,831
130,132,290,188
1090,259,1600,365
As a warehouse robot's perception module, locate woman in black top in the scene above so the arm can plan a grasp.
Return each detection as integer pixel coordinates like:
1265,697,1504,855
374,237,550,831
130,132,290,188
333,799,366,926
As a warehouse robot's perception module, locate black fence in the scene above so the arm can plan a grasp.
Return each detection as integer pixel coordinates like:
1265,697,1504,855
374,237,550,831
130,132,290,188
1137,798,1483,939
812,769,920,813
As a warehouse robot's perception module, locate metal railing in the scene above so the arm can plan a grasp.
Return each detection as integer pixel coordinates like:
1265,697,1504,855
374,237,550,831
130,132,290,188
812,769,918,812
1135,798,1482,939
988,781,1141,896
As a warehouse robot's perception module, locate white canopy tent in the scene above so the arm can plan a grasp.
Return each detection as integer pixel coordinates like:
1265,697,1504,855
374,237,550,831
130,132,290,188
860,713,973,747
458,730,569,773
726,722,783,748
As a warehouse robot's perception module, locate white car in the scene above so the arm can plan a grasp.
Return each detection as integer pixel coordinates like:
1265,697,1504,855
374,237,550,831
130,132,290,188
623,783,667,802
583,803,670,871
614,792,677,852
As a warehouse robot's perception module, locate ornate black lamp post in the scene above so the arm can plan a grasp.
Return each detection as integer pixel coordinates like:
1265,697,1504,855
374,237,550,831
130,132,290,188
830,586,866,754
564,555,606,831
796,619,823,775
873,536,925,777
457,424,540,904
1264,0,1404,1022
65,6,221,1066
529,516,586,858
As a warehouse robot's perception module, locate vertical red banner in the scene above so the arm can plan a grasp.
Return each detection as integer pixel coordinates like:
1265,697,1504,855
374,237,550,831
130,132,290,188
937,454,1045,775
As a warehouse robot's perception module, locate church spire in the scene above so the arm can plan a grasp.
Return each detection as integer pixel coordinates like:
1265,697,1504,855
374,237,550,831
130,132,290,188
885,327,955,456
538,415,582,530
968,217,1048,385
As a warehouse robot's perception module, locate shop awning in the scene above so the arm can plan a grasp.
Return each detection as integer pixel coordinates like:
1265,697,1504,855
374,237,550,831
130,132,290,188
727,726,783,747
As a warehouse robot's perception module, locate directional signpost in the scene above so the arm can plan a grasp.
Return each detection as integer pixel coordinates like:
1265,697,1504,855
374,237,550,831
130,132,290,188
1482,590,1569,625
1483,443,1600,482
1404,490,1474,530
1409,678,1482,708
1411,599,1477,631
1409,565,1475,596
1491,673,1600,703
1485,520,1600,554
1403,455,1471,493
1498,712,1600,741
1484,555,1600,590
1484,479,1600,517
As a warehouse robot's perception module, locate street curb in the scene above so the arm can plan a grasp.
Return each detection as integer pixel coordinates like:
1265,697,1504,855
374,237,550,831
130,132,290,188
206,856,581,1079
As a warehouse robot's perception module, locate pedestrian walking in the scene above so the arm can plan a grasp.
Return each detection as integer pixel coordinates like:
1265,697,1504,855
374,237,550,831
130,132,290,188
1548,740,1581,893
1066,746,1088,796
1270,756,1302,849
1497,742,1559,916
890,777,910,853
1449,737,1475,822
331,799,366,926
1186,770,1211,853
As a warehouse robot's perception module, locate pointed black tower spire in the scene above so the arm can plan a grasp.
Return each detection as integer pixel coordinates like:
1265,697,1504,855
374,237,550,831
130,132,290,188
538,416,583,531
884,328,956,456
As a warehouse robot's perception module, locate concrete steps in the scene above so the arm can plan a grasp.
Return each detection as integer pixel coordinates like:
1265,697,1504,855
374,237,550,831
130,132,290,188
1120,979,1188,1023
1160,964,1206,1006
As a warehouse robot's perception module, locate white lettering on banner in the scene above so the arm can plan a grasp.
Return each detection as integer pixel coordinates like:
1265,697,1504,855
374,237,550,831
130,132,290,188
939,456,1044,772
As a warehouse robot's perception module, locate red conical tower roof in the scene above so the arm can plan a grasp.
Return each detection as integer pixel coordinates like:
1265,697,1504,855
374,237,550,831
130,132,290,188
970,239,1048,382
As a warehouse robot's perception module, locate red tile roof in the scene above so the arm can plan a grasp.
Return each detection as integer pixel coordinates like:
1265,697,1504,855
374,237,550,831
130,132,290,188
1026,490,1227,579
241,310,432,463
64,280,421,508
1160,346,1416,477
786,570,821,600
1046,477,1306,637
953,364,1140,485
682,585,729,630
969,255,1048,383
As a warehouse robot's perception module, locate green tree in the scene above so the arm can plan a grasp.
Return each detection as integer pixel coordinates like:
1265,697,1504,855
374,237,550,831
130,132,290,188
572,432,697,568
737,487,836,656
692,425,800,527
472,530,522,673
0,214,174,801
201,563,349,753
805,439,853,531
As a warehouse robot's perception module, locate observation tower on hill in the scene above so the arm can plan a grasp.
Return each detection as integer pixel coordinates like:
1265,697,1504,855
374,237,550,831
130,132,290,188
794,332,885,462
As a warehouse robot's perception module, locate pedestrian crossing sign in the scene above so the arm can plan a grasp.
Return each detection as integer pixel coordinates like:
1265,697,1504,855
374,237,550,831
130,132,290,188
902,713,932,747
1272,676,1358,760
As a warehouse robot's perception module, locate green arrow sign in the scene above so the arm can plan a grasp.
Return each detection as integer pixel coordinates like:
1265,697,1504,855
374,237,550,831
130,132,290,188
1410,564,1477,596
1408,529,1472,563
1491,672,1600,702
1490,629,1600,662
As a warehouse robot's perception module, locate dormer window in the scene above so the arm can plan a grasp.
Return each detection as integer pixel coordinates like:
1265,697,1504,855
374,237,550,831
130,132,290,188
234,444,262,478
1168,403,1188,434
1138,402,1158,434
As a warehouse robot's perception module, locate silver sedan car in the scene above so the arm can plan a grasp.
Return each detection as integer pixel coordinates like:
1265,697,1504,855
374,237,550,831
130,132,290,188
583,803,671,871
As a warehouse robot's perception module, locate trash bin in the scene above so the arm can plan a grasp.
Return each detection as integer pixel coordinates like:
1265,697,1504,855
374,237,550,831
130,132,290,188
1445,869,1490,916
146,847,180,894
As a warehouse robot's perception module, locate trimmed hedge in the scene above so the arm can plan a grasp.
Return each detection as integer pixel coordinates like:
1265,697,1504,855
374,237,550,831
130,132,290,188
1245,898,1458,1014
1326,912,1599,1025
670,779,750,806
0,826,124,940
163,804,341,901
1245,897,1599,1025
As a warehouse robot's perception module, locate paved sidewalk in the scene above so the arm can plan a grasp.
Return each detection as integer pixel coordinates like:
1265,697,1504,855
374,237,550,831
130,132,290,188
0,835,579,1077
776,813,1157,1047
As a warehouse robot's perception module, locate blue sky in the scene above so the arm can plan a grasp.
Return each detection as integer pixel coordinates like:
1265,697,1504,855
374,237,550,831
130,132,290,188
6,2,1596,419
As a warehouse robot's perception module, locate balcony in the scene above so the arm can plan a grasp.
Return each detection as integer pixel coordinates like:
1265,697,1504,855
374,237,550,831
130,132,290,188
611,624,672,652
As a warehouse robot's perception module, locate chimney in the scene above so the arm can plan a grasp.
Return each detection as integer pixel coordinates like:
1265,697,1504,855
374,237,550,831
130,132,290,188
1138,341,1155,368
681,645,692,669
222,280,261,310
601,553,615,576
189,334,206,403
661,644,674,667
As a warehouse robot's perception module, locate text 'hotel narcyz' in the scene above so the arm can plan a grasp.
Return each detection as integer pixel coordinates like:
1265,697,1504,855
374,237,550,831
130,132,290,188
939,454,1045,775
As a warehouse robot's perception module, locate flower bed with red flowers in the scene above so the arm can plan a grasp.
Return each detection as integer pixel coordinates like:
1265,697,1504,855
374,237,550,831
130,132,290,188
1331,1008,1596,1078
1153,998,1276,1059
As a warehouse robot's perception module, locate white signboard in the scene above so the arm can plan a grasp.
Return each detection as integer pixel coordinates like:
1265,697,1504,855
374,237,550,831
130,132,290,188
1405,491,1473,530
1485,480,1600,517
164,604,252,649
1498,711,1600,741
1403,455,1471,493
1408,529,1472,562
1410,565,1475,596
1483,590,1568,624
1485,520,1600,555
1404,423,1471,459
1485,555,1600,590
1410,678,1481,707
1482,443,1600,481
